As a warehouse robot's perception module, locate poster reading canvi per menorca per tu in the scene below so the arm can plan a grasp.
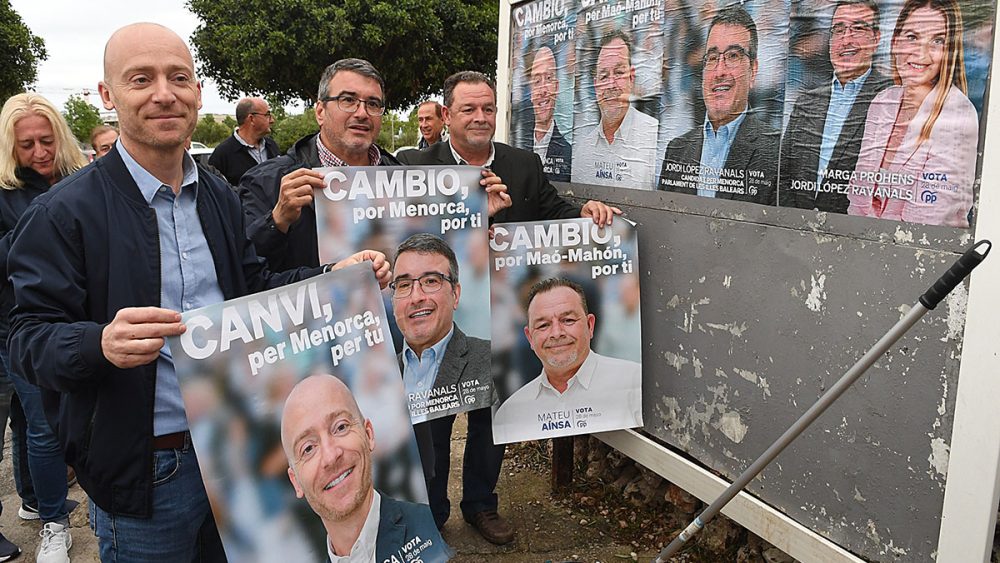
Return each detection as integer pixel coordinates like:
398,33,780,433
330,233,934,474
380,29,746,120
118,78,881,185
313,165,494,425
490,218,643,444
169,264,450,563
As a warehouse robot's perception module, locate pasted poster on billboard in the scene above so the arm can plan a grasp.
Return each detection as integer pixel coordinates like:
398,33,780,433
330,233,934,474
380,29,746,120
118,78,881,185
779,0,994,228
509,0,992,227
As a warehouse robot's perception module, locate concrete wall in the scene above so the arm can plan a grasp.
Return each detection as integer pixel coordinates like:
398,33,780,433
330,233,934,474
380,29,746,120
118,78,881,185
559,183,974,561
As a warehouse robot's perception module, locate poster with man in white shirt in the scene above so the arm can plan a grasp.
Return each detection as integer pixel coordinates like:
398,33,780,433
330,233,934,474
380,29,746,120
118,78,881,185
571,4,663,190
489,218,643,444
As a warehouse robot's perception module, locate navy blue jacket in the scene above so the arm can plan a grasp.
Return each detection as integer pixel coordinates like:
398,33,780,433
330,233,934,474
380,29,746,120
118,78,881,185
7,147,320,517
208,132,279,187
238,134,399,272
374,495,450,563
0,167,51,342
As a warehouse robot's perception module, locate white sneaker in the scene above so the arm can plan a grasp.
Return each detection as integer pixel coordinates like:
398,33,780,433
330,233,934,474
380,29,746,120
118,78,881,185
37,521,72,563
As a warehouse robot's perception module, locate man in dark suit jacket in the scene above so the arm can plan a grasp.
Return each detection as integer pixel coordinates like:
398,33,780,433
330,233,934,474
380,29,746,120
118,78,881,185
373,495,450,562
779,0,889,213
516,44,572,181
209,97,279,186
281,374,449,563
391,234,492,425
396,70,621,546
657,4,779,205
659,112,779,205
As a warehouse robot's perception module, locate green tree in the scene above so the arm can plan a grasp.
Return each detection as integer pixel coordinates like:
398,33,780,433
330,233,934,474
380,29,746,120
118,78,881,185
188,0,498,109
0,1,47,101
192,115,230,147
222,115,237,131
270,108,319,153
376,108,419,151
62,95,103,145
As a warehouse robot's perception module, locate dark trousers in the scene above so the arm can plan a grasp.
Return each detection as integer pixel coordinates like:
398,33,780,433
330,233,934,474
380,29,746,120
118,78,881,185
420,406,505,529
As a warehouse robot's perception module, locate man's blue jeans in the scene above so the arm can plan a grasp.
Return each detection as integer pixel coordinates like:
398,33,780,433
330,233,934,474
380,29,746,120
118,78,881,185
0,347,66,523
89,435,225,562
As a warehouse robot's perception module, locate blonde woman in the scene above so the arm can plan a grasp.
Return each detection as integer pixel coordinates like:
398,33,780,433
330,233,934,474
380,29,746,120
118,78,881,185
0,92,85,562
847,0,978,227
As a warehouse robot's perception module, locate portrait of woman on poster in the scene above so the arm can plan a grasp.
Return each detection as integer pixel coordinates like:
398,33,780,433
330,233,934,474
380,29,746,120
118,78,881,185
847,0,978,227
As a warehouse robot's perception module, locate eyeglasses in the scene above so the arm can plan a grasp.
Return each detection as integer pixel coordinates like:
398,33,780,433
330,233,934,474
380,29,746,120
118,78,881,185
703,46,750,70
250,111,272,118
831,21,876,37
389,272,454,298
595,66,629,86
319,94,386,116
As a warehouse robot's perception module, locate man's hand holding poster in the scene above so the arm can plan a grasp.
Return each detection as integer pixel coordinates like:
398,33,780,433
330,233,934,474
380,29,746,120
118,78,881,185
490,218,643,444
313,165,495,424
169,264,449,563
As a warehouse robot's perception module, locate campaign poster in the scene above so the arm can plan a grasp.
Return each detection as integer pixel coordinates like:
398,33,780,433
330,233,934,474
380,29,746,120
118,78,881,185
655,0,787,205
489,218,642,444
169,265,449,563
778,0,994,228
509,0,577,182
570,0,664,189
313,165,494,424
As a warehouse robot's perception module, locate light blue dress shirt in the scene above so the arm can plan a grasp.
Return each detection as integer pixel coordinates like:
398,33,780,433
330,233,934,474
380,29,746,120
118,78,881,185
698,110,747,198
816,68,871,191
117,142,224,436
401,325,455,400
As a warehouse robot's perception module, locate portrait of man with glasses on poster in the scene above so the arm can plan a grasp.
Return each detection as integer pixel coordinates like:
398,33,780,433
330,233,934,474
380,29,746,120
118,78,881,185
657,4,779,205
390,234,493,424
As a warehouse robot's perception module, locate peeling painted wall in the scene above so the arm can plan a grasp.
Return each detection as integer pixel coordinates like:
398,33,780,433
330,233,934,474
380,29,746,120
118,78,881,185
559,185,971,562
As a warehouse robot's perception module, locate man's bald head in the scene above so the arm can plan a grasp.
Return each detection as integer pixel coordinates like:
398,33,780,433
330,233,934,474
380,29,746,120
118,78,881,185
103,23,193,83
99,22,202,157
280,374,365,460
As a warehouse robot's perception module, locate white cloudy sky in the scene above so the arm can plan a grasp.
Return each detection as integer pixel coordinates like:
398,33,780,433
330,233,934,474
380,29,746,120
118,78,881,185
10,0,302,115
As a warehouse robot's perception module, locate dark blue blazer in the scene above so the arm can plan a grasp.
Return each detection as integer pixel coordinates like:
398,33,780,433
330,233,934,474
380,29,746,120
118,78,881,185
325,495,448,562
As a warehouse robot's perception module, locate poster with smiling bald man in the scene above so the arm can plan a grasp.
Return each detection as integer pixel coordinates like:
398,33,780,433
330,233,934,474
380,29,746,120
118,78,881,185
489,218,643,444
509,0,577,181
169,263,449,562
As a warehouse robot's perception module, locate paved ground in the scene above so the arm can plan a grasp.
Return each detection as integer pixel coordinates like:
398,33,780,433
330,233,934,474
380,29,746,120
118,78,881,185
439,417,660,563
0,438,98,561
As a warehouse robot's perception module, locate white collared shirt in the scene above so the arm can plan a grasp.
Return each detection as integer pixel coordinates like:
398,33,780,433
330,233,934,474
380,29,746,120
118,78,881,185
492,350,643,444
327,491,381,563
571,106,659,189
233,129,268,164
533,120,554,161
449,140,495,167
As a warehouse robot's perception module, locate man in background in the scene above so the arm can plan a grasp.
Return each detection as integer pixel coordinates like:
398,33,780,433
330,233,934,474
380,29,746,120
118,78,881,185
416,100,446,149
209,97,279,186
89,125,118,159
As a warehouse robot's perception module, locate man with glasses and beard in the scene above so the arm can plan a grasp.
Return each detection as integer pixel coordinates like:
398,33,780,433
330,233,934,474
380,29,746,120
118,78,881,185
239,59,400,273
390,234,491,425
658,5,778,204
